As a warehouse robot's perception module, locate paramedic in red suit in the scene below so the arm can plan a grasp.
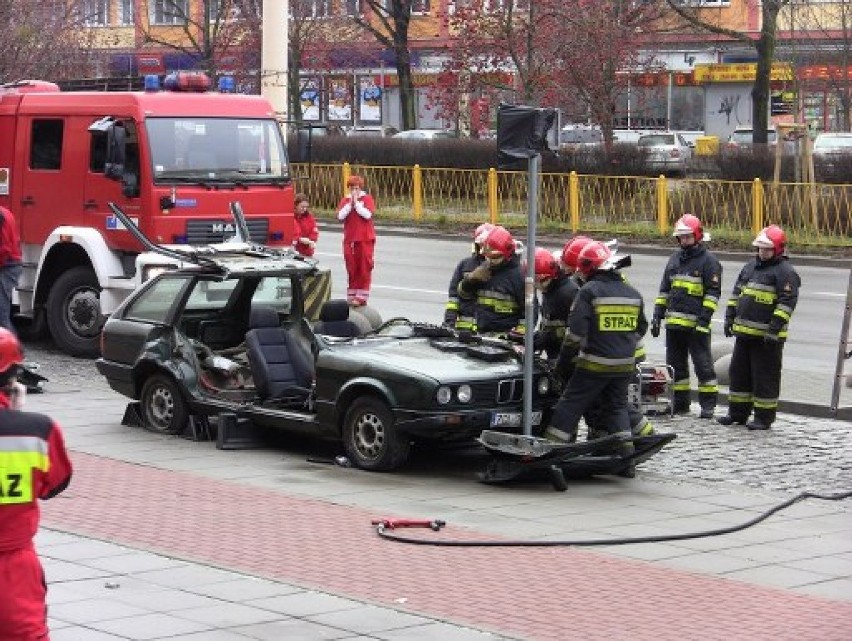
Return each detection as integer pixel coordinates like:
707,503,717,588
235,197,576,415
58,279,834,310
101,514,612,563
336,175,376,306
292,193,319,257
0,328,73,640
0,206,23,332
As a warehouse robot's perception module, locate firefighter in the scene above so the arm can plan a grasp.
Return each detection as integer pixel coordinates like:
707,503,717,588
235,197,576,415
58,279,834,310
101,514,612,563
0,328,73,640
443,223,493,331
0,206,22,332
718,225,800,430
336,175,376,306
544,241,648,461
651,214,722,418
457,225,525,334
531,247,578,360
559,235,593,279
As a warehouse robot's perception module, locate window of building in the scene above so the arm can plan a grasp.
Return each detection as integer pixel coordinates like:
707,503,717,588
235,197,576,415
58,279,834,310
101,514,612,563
411,0,430,14
30,120,64,171
150,0,188,25
82,0,109,25
119,0,134,24
344,0,361,16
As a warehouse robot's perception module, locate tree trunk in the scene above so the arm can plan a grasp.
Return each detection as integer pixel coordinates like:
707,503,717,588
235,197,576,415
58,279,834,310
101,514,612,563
288,48,303,125
396,46,416,130
752,5,780,144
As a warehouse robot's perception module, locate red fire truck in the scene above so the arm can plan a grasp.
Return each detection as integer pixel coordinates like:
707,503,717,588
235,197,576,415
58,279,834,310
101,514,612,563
0,74,295,357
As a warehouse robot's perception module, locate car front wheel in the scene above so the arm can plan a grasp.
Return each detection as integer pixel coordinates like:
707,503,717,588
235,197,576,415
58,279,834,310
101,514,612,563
140,374,189,435
343,397,410,471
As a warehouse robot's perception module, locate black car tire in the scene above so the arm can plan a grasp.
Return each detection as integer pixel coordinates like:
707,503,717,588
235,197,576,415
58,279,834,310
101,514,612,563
46,266,102,357
140,373,189,435
343,397,410,471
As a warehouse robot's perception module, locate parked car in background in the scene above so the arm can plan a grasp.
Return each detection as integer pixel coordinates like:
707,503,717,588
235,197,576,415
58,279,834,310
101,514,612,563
637,132,693,176
726,127,778,149
558,126,604,152
812,132,852,158
393,129,458,140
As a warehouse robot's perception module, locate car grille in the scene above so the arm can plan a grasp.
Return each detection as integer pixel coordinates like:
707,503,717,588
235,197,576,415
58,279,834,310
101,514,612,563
470,378,525,404
185,218,269,244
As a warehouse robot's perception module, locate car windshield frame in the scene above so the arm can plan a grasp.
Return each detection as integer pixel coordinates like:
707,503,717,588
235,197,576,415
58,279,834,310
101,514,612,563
145,117,290,184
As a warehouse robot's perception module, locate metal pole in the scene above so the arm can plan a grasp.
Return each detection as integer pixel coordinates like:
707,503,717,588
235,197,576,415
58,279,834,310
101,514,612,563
830,264,852,412
523,153,540,436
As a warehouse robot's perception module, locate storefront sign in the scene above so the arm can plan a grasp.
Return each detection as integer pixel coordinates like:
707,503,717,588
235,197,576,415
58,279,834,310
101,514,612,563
327,76,353,123
300,77,321,122
693,63,793,83
358,76,382,124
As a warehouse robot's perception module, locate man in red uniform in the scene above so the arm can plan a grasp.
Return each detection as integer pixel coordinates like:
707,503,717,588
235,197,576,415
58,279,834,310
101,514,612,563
0,328,73,640
0,206,23,332
336,175,376,306
292,193,319,257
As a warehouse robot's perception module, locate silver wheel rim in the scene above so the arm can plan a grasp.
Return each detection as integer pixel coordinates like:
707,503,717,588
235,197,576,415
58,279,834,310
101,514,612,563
353,411,385,460
148,385,175,430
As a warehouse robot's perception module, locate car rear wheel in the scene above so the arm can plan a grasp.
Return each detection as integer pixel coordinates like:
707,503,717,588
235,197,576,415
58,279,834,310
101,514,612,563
140,374,189,435
343,397,410,471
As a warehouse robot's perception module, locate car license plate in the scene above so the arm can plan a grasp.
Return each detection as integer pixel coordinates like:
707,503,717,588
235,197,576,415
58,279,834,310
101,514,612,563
490,411,542,428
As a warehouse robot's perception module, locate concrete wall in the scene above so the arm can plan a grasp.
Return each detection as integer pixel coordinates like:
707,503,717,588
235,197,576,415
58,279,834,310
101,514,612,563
704,83,754,139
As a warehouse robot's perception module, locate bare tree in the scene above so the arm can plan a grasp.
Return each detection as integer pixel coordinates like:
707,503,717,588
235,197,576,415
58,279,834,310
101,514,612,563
665,0,791,144
0,0,97,82
356,0,416,130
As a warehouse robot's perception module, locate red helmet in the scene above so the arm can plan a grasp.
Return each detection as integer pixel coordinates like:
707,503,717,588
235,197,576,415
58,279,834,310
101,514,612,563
473,222,495,246
576,241,613,278
752,224,787,257
482,226,515,263
532,247,560,281
560,236,593,273
0,328,23,376
672,214,704,242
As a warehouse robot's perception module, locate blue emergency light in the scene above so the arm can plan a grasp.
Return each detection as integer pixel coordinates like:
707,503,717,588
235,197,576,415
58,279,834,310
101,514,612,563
144,75,161,91
218,76,236,93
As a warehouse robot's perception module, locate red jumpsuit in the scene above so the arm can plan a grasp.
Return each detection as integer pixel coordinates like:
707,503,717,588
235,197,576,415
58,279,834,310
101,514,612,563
292,210,319,258
336,193,376,304
0,393,73,640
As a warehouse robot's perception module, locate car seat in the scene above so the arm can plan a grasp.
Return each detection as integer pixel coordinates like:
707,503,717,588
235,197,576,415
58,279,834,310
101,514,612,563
245,306,313,403
314,299,360,338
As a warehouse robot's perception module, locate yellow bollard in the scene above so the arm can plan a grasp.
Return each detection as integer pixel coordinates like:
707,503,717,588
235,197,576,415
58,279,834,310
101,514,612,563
752,178,764,237
569,171,579,233
487,168,498,224
412,164,423,222
342,162,351,195
657,175,668,235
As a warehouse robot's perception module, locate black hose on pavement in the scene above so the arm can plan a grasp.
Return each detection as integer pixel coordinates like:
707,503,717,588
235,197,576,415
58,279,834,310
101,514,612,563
373,490,852,547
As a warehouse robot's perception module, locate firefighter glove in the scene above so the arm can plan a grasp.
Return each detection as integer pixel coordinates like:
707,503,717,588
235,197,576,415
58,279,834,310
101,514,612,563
723,319,734,338
650,317,661,338
466,264,492,283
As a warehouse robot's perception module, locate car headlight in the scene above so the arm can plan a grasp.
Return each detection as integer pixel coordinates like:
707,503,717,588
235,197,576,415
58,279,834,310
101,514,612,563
537,376,550,395
457,384,472,403
436,386,452,405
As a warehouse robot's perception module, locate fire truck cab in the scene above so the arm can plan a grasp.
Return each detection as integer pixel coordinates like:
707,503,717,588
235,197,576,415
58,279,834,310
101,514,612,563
0,74,295,357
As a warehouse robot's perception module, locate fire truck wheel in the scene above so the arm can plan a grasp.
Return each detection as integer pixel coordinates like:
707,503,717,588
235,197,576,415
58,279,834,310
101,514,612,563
46,266,103,357
342,396,410,471
140,373,189,435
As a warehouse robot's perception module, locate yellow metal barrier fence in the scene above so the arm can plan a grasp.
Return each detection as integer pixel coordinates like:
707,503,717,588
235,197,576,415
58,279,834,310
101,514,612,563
293,163,852,248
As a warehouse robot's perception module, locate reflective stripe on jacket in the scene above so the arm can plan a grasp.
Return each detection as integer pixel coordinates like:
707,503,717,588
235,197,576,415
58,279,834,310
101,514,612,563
654,243,722,330
725,256,800,340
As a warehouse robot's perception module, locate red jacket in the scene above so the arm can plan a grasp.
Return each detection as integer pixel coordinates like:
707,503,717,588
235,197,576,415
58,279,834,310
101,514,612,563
293,211,319,257
337,193,376,243
0,207,21,267
0,393,73,551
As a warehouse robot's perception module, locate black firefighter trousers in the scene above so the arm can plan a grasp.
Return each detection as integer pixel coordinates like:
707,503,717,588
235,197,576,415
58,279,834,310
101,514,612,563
548,369,632,446
666,327,717,412
727,336,783,426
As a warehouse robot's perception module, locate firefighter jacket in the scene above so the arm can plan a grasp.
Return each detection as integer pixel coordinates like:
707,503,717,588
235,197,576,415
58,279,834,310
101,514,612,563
535,274,579,359
444,252,483,331
336,193,376,243
0,206,22,267
725,255,800,341
559,270,647,377
654,243,722,333
0,394,73,551
292,210,319,257
458,254,525,334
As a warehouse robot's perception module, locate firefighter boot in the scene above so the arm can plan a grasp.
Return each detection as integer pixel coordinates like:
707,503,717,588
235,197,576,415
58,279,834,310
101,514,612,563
615,433,637,479
746,420,771,431
717,415,747,426
672,389,691,415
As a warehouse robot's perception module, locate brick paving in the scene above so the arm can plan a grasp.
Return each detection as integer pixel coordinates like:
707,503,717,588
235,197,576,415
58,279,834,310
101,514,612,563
42,452,852,641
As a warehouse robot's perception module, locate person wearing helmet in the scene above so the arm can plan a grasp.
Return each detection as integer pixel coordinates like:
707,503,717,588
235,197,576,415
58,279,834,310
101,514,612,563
0,329,73,639
545,241,647,472
560,235,593,279
337,175,376,306
718,225,800,431
531,247,579,360
457,226,525,334
443,223,493,331
651,214,723,418
0,206,22,332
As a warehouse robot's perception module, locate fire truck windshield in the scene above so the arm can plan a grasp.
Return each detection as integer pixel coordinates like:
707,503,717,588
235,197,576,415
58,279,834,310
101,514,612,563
146,117,289,183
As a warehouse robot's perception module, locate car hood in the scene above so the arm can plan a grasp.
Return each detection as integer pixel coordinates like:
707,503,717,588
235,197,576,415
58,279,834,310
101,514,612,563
329,337,526,381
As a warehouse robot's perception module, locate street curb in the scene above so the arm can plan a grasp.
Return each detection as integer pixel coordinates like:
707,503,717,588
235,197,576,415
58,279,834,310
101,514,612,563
717,392,852,422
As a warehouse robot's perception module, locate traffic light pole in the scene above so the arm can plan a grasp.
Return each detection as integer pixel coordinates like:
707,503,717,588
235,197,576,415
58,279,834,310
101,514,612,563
523,153,541,436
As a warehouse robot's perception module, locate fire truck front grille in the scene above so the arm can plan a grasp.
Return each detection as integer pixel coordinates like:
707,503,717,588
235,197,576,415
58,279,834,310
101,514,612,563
185,219,269,244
